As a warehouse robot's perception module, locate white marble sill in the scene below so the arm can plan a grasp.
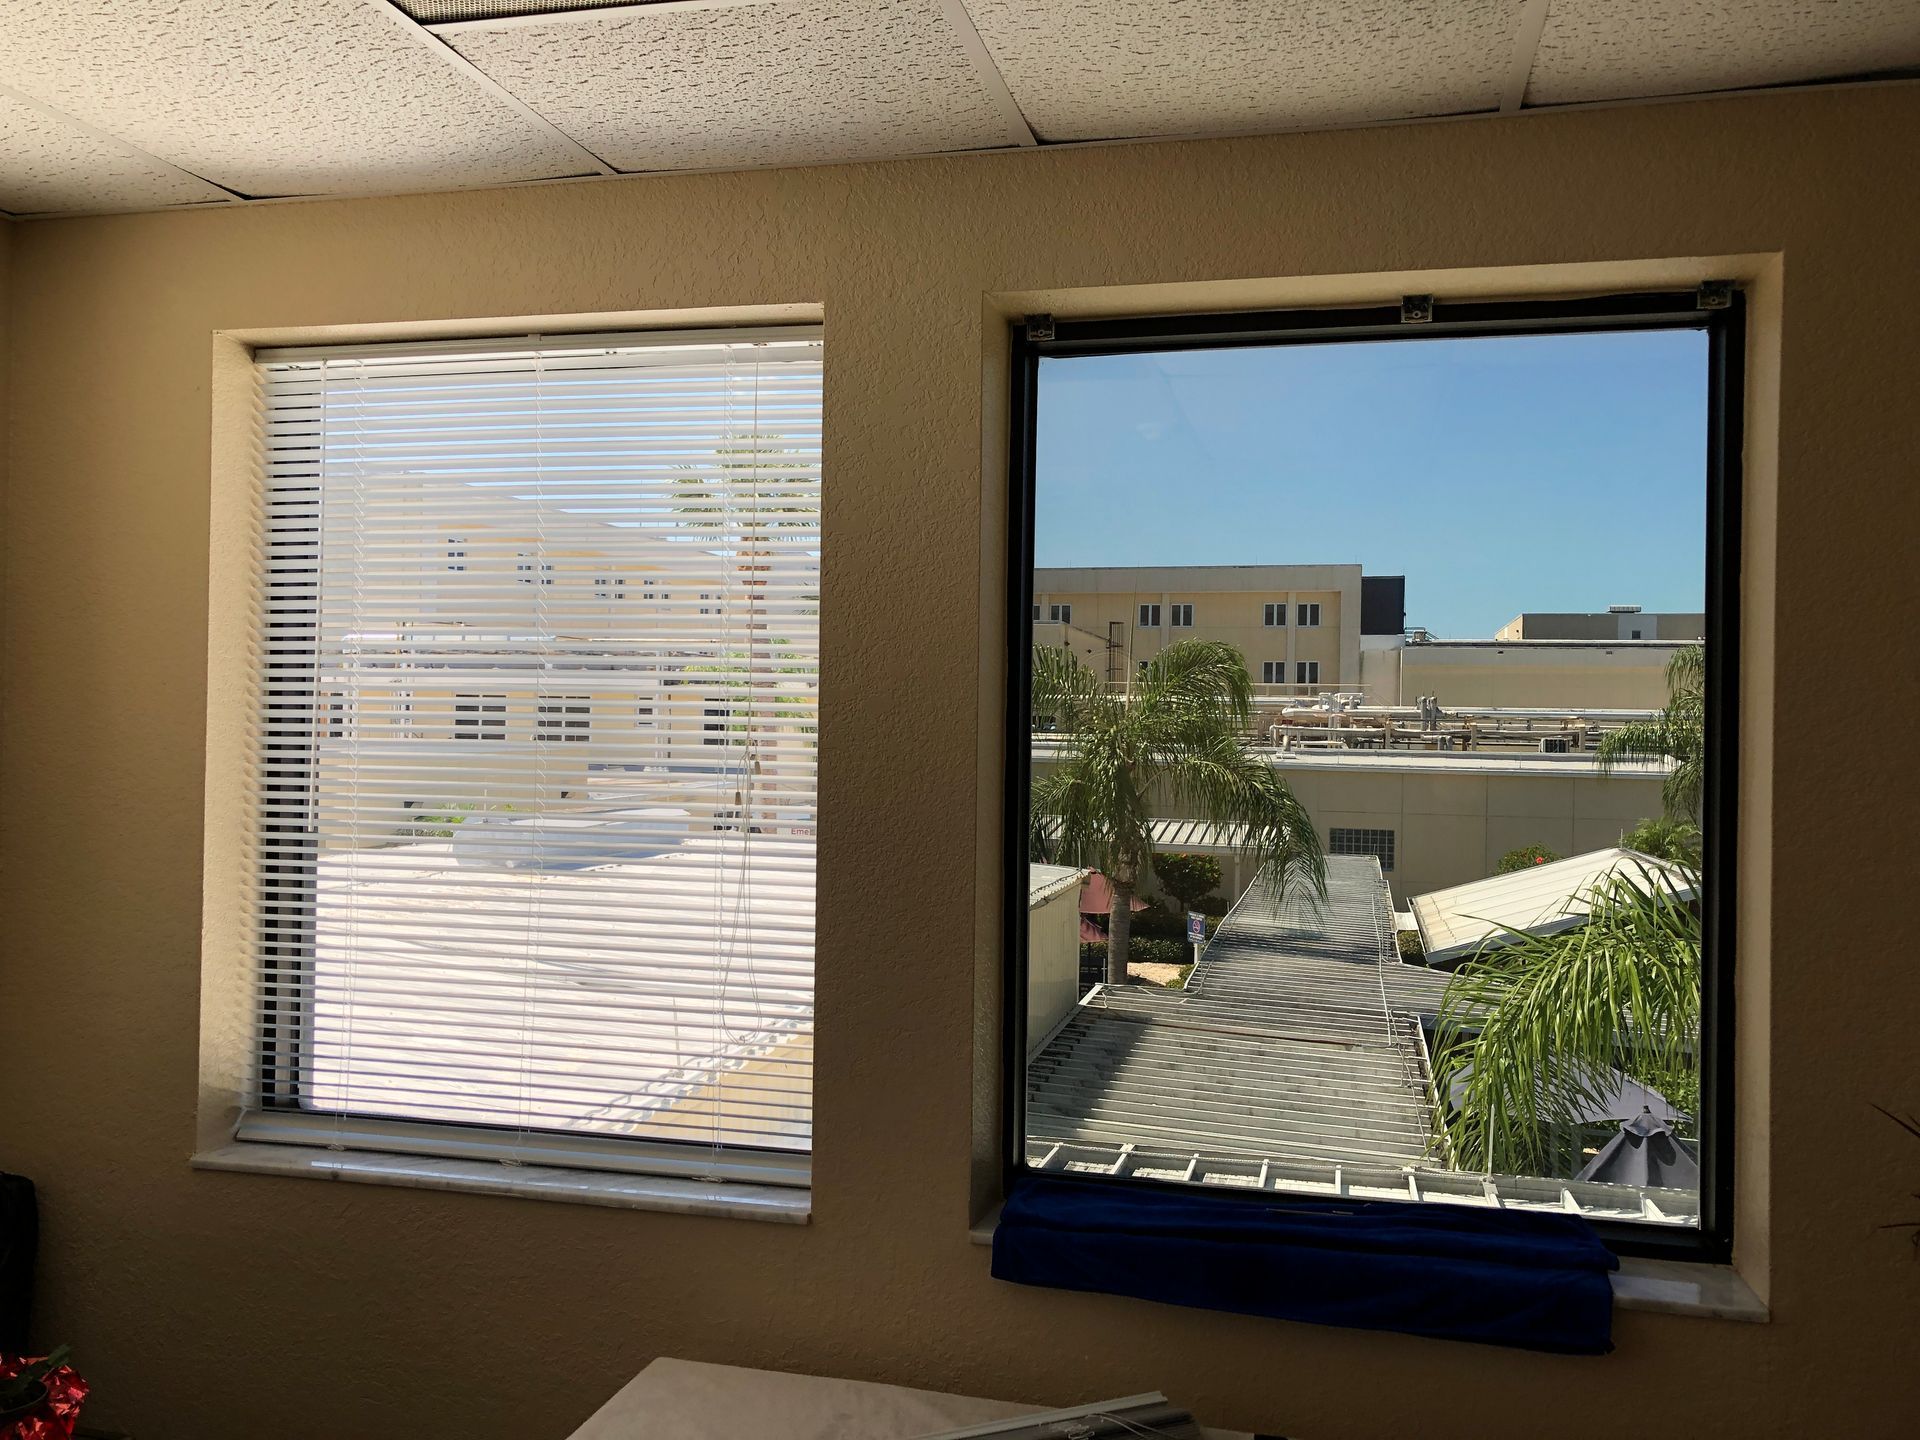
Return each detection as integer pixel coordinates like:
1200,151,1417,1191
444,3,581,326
191,1142,810,1224
967,1206,1767,1323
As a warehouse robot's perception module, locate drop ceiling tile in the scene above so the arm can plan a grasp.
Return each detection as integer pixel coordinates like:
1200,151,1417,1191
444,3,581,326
0,0,593,198
1527,0,1920,106
965,0,1524,142
0,89,230,215
445,0,1014,171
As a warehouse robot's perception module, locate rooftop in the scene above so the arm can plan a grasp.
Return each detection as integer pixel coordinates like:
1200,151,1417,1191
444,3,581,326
1025,855,1698,1225
1028,863,1087,908
306,833,814,1149
1411,847,1695,969
1035,739,1670,781
1027,858,1446,1170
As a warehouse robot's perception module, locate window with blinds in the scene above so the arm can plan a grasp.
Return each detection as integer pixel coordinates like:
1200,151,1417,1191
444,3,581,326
239,326,821,1184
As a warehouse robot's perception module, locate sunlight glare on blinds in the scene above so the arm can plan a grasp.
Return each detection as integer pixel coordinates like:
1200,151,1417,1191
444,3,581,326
250,327,821,1159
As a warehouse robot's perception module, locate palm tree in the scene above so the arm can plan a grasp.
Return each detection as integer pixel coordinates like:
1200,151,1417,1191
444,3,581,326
1433,862,1700,1175
1031,639,1324,984
1596,645,1704,822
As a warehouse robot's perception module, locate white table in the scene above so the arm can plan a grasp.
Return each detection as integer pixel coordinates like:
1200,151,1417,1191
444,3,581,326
565,1357,1252,1439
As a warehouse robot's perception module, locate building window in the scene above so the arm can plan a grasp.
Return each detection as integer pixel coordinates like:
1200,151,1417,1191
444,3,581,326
241,324,822,1182
1170,603,1194,627
1049,603,1071,624
1330,827,1396,872
322,693,351,739
1032,603,1043,621
1007,292,1740,1257
535,697,591,742
453,695,506,740
702,706,730,745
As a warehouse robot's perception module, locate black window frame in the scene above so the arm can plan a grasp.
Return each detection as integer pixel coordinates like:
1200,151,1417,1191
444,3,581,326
1002,288,1744,1263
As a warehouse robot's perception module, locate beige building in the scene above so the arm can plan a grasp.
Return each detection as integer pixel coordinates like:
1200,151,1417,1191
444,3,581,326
1365,637,1691,710
1032,564,1385,693
1038,747,1668,906
1496,606,1706,642
1033,568,1690,711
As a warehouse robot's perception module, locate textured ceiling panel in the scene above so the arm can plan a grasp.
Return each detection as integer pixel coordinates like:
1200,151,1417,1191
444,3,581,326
1527,0,1920,105
446,0,1012,171
0,0,593,197
966,0,1523,142
0,89,230,215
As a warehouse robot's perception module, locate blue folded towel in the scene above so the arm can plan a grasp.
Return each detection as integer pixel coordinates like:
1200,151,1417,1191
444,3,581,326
991,1177,1617,1354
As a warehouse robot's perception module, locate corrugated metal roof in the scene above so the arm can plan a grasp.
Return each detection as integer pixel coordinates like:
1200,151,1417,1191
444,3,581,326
1028,863,1086,908
1028,857,1446,1170
1022,854,1698,1226
1410,847,1695,968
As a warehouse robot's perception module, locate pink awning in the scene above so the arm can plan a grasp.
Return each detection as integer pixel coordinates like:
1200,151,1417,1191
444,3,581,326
1079,872,1148,916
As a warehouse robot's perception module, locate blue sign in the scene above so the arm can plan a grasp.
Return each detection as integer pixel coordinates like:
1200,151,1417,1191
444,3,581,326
1186,911,1206,944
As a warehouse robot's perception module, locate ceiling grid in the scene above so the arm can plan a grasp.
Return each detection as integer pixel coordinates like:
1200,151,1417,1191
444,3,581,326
2,0,1916,218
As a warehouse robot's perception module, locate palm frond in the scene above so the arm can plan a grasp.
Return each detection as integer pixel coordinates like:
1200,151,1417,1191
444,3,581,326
1433,862,1701,1174
1027,639,1324,973
1595,644,1705,822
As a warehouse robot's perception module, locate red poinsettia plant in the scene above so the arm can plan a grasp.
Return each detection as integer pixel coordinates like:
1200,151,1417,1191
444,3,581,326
0,1346,87,1440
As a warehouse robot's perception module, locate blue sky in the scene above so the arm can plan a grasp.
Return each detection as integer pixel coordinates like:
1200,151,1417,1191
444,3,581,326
1034,329,1708,638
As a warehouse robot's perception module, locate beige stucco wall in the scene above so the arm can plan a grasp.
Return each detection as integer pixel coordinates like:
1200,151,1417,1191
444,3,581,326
1029,753,1665,905
1025,880,1085,1051
0,83,1915,1439
1497,611,1707,641
1394,642,1688,709
1274,762,1664,904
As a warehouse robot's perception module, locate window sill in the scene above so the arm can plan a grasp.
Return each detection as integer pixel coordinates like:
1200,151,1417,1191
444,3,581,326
967,1206,1766,1323
192,1143,810,1224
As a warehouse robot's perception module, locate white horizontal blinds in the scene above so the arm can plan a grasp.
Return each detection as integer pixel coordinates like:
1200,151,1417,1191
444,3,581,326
252,328,822,1160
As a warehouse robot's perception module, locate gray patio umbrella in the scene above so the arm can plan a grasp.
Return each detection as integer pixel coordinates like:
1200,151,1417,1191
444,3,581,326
1575,1107,1700,1188
1447,1063,1680,1126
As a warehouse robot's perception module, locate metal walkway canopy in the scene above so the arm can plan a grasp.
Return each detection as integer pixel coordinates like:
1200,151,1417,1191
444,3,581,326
1023,853,1700,1227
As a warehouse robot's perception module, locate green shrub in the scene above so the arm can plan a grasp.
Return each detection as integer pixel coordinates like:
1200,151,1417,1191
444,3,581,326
1151,852,1223,911
1396,929,1425,961
1130,909,1220,944
1621,816,1702,864
1079,937,1190,971
1496,844,1562,874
